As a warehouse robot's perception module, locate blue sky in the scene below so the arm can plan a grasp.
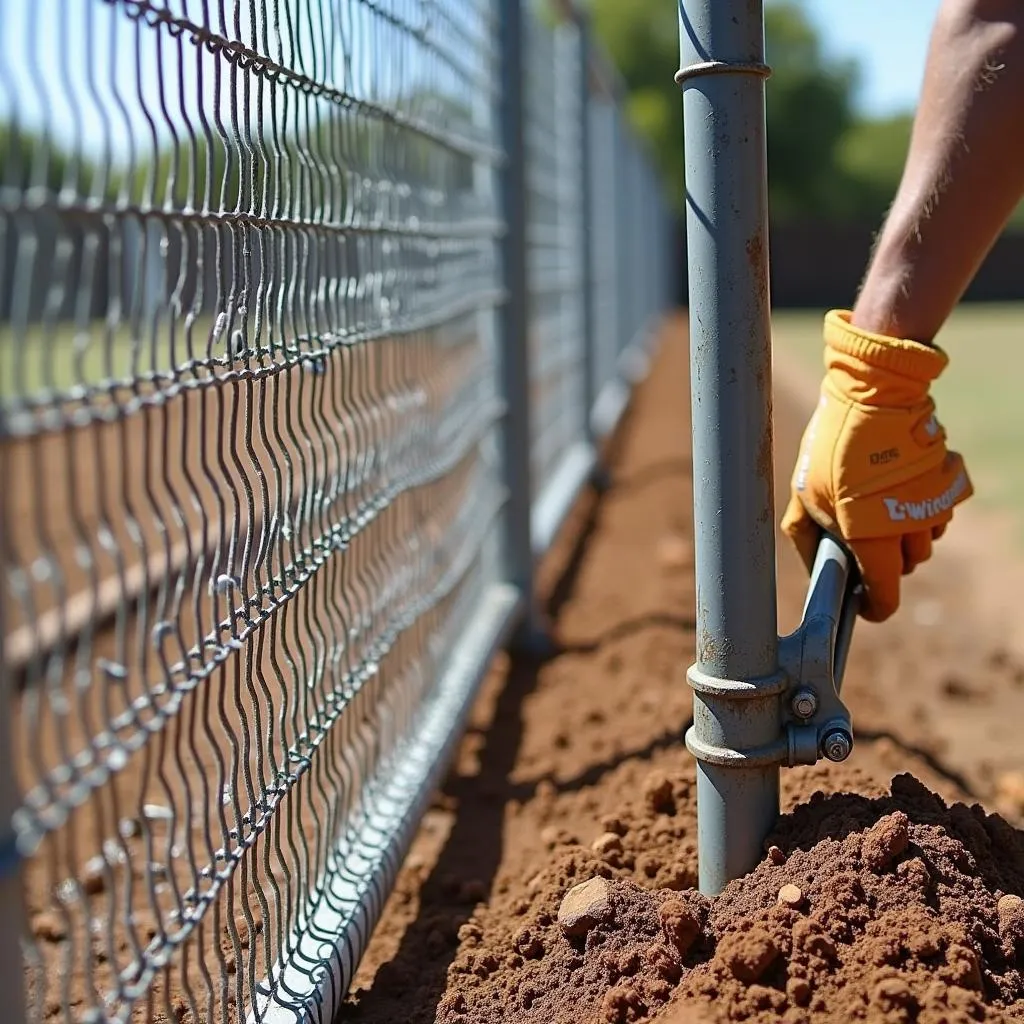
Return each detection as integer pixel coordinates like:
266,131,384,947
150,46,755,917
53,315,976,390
0,1,940,154
796,0,940,117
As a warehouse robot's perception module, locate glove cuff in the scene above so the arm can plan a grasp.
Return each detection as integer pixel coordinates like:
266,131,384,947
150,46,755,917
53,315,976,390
824,310,948,384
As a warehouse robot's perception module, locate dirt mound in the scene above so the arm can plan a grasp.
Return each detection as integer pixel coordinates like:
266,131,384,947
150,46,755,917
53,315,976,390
433,769,1024,1024
343,320,1024,1024
436,767,704,1024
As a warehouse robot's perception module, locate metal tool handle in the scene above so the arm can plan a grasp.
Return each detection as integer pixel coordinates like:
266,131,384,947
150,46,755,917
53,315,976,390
781,532,861,766
802,533,860,692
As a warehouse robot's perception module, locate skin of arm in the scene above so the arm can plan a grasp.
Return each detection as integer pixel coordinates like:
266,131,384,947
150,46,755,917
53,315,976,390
851,0,1024,343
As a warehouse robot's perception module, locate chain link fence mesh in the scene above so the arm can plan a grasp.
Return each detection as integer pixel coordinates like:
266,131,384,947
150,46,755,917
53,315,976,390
0,1,673,1022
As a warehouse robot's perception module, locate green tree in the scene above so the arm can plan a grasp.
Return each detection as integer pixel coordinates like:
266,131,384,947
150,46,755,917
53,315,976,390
589,0,906,226
762,2,860,222
835,114,913,223
589,0,682,203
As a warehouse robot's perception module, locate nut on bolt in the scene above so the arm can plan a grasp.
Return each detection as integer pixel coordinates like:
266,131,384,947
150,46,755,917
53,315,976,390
790,688,818,720
822,728,853,763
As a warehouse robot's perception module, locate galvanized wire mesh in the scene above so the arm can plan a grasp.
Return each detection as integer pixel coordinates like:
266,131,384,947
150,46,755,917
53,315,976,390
523,14,587,503
586,66,670,442
1,1,509,1021
0,1,673,1022
588,97,624,420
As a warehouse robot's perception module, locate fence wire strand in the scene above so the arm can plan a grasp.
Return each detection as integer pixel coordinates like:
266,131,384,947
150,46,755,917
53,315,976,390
0,1,671,1021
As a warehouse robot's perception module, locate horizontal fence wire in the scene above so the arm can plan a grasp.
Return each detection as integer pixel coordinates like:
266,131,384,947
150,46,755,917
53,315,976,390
0,1,673,1022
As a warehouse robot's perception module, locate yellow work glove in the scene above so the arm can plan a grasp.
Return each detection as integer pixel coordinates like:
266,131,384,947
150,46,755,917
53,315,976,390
781,310,972,622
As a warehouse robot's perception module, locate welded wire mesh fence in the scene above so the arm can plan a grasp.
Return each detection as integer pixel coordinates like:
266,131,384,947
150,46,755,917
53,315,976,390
0,1,673,1022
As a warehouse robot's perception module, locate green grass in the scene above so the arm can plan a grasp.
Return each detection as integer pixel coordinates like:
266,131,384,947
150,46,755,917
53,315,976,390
0,317,221,400
772,304,1024,545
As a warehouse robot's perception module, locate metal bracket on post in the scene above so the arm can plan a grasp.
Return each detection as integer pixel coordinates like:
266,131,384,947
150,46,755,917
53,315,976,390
780,535,860,767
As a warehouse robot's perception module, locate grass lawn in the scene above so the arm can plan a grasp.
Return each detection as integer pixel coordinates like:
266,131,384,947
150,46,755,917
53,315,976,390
0,316,219,400
772,304,1024,545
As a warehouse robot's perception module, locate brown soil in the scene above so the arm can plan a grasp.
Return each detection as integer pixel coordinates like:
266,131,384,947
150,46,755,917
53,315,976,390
340,315,1024,1024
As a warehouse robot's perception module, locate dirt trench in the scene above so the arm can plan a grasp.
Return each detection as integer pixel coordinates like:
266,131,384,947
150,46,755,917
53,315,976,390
341,313,1024,1024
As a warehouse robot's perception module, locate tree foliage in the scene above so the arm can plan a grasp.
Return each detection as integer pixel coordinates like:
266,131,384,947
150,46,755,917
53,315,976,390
590,0,918,227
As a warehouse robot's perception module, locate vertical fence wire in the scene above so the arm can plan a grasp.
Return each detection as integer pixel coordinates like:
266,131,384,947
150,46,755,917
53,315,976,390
0,1,673,1021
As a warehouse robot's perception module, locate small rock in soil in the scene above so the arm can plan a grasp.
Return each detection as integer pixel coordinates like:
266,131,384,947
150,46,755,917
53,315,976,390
558,876,613,937
777,883,804,909
592,832,624,859
786,976,812,1007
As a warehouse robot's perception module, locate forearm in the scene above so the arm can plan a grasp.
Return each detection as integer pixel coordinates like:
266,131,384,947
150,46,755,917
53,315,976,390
852,0,1024,342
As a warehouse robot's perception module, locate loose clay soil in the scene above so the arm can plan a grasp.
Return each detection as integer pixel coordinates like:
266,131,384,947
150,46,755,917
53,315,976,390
340,314,1024,1024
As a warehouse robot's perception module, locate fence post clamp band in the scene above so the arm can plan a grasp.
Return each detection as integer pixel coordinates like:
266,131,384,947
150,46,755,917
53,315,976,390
684,532,860,887
674,60,771,86
685,534,859,772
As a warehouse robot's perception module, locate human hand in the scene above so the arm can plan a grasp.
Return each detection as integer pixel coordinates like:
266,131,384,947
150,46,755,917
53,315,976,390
781,310,972,622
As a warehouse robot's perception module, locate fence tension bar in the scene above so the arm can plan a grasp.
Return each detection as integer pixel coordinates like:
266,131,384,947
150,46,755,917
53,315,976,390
676,0,782,896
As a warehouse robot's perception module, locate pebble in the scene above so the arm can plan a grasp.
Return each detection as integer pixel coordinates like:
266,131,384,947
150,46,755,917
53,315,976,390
777,883,805,909
81,856,107,896
998,894,1023,915
118,817,142,839
767,845,785,865
716,928,779,983
558,876,613,937
592,832,624,858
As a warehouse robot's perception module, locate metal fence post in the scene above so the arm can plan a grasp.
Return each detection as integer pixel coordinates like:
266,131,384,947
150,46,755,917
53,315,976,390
497,0,544,638
576,16,599,457
676,0,784,895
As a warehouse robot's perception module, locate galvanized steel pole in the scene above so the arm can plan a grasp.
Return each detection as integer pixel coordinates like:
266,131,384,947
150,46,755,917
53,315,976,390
577,15,599,451
676,0,785,895
497,0,541,637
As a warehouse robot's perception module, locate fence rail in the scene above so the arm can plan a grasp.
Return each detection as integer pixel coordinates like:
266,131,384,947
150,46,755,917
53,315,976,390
0,1,673,1021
